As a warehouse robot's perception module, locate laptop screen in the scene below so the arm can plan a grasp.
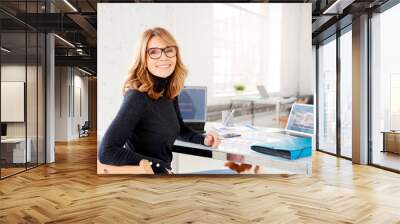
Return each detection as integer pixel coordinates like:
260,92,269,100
286,103,314,135
178,86,207,122
256,85,269,98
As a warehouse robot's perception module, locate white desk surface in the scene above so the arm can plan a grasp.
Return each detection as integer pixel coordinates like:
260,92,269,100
1,138,27,144
1,137,32,163
230,95,297,104
174,122,313,175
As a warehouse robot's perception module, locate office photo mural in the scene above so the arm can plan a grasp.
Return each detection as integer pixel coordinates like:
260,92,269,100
97,3,314,175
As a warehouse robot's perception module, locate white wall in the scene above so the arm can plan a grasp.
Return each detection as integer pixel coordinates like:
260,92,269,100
298,5,314,96
98,3,312,137
1,63,46,163
171,5,214,98
312,45,316,94
1,65,26,140
54,67,89,141
1,65,37,137
55,67,68,141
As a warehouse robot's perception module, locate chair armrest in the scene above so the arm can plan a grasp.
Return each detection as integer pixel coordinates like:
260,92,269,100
97,160,154,174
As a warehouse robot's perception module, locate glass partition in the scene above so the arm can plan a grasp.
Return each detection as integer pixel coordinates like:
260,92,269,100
0,1,46,179
1,31,28,177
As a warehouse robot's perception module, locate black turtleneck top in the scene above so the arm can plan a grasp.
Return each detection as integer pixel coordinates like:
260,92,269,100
98,74,205,174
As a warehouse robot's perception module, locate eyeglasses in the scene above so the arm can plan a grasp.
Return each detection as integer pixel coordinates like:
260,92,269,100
146,46,177,59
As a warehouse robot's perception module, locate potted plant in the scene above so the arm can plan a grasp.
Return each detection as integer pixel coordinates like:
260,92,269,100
233,84,245,95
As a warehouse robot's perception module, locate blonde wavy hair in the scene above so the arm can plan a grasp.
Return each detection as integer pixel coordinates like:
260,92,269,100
123,27,187,100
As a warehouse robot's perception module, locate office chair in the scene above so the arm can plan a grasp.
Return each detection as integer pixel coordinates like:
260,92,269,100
97,159,154,174
78,121,90,138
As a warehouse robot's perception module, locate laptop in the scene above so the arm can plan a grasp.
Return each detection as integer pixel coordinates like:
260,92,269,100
269,103,315,138
256,85,269,98
257,85,293,100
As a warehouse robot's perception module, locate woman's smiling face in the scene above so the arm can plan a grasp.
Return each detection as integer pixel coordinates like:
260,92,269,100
146,36,177,78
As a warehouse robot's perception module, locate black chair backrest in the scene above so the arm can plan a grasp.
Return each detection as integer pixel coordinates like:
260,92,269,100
82,121,90,129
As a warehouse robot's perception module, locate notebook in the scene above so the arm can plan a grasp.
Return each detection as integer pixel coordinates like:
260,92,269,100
251,137,312,160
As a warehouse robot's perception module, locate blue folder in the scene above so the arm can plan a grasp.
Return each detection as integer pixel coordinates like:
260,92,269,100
250,137,312,160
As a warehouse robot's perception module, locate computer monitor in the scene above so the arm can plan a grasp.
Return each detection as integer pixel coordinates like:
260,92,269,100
178,86,207,123
286,103,314,136
1,123,7,138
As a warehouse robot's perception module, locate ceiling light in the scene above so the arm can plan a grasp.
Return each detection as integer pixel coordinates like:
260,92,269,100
323,0,355,15
54,34,75,48
78,67,93,76
1,47,11,53
63,0,78,12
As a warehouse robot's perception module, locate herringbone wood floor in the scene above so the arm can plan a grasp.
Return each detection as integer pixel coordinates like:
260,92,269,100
1,134,400,224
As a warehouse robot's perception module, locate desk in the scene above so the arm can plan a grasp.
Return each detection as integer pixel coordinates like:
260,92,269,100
173,123,313,175
1,138,32,163
230,96,297,125
381,131,400,154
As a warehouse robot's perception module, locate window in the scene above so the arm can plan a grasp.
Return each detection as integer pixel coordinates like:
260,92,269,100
317,26,353,159
371,2,400,171
213,4,281,95
390,74,400,130
340,28,352,158
317,37,337,154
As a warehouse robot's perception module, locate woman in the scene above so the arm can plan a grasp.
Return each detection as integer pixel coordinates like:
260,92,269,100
99,27,220,174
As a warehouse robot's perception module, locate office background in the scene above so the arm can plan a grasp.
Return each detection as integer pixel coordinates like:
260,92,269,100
1,1,399,176
1,1,400,222
0,0,400,177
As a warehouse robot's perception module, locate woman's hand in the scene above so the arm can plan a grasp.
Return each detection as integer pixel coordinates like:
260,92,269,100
224,162,261,174
203,131,220,148
224,162,252,173
224,154,261,174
